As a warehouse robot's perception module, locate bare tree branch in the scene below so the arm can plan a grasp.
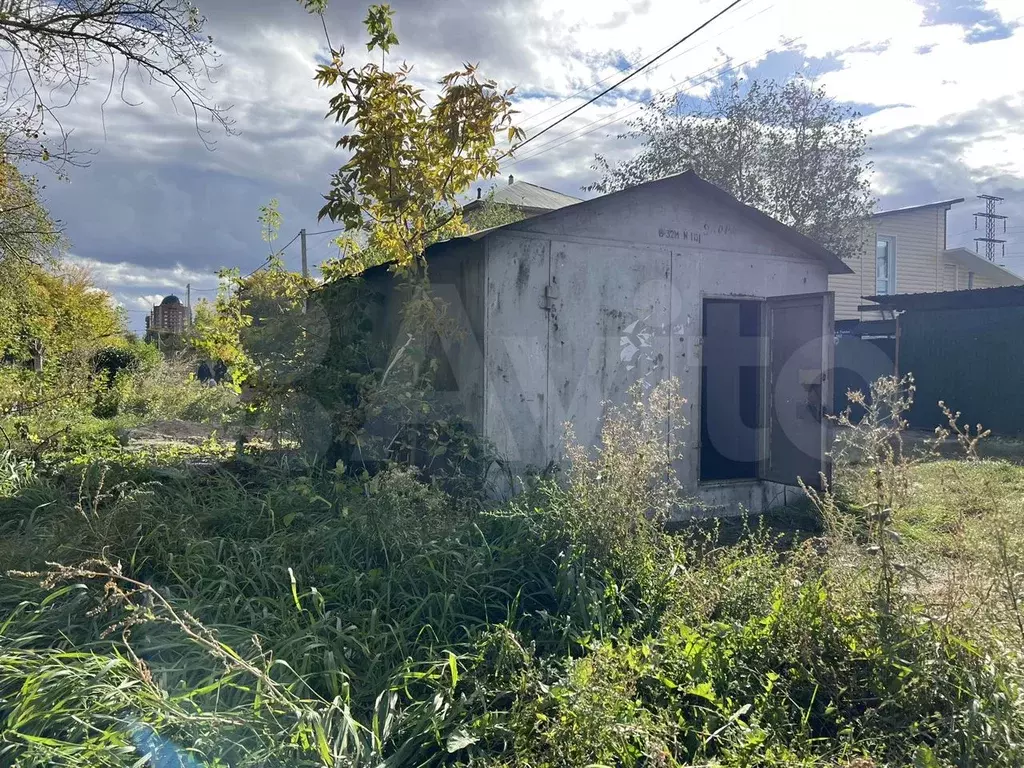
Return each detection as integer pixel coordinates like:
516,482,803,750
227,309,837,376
0,0,235,170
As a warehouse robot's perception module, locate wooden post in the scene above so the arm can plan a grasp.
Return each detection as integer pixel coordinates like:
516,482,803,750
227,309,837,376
894,314,901,377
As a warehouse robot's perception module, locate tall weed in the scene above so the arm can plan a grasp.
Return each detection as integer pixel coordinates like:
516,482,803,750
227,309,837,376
2,377,1024,766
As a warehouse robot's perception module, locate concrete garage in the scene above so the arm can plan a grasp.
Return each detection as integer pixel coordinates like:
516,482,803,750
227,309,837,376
363,171,853,514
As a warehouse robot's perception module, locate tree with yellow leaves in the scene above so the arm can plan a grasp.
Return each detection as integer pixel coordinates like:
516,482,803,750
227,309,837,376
308,3,523,274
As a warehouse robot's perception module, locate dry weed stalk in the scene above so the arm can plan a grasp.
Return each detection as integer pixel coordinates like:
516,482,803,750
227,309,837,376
563,379,687,551
803,375,918,614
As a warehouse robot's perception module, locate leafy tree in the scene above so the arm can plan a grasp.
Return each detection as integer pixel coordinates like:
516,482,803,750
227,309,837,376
1,261,126,420
0,0,232,170
189,292,250,381
0,160,60,355
591,77,875,260
192,4,522,469
23,265,123,356
188,201,319,404
0,158,62,264
0,155,115,426
307,3,523,272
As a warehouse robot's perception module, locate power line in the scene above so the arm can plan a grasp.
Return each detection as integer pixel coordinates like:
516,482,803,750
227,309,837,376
274,44,774,257
504,60,732,168
513,0,769,134
502,34,798,171
241,229,309,278
504,0,745,159
260,2,763,269
278,231,302,252
243,257,273,278
502,37,799,171
285,2,753,260
280,2,751,252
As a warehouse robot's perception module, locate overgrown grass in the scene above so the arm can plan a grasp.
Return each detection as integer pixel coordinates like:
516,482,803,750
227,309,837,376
1,380,1024,766
1,353,237,460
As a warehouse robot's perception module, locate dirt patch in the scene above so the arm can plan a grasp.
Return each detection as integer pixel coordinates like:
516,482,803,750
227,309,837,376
125,420,230,447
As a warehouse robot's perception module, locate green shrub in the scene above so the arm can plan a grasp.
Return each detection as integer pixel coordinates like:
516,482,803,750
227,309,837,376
91,342,159,381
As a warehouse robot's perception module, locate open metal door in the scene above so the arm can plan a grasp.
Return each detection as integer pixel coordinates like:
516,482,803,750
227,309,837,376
761,292,834,489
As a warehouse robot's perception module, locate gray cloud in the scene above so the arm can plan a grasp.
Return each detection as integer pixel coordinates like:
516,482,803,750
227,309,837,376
20,0,1024,333
870,97,1024,275
38,1,550,287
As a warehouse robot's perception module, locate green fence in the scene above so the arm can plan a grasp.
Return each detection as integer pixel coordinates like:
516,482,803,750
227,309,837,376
834,336,896,419
899,306,1024,435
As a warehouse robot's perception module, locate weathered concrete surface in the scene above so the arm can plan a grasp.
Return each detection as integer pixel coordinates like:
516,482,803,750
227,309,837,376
373,174,836,514
477,177,830,512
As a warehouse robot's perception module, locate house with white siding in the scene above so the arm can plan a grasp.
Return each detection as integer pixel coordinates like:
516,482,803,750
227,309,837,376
830,198,1024,323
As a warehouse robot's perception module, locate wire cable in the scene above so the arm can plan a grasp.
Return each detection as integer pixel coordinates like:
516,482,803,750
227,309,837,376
503,0,745,159
243,257,273,278
285,4,762,250
514,0,768,134
278,231,302,252
502,37,800,171
242,229,306,277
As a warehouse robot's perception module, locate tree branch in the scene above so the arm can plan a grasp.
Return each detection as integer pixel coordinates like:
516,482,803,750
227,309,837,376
0,0,235,163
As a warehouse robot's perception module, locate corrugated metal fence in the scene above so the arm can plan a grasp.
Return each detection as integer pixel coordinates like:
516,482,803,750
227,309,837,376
833,336,896,419
899,306,1024,435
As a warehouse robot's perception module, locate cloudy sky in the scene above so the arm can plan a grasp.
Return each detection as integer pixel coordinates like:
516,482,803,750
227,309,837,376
34,0,1024,330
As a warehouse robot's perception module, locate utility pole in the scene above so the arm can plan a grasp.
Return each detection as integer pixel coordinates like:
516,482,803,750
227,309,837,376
300,228,309,314
300,228,309,279
186,283,192,330
974,194,1007,262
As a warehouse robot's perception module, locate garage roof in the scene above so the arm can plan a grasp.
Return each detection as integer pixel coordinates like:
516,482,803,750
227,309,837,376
435,171,852,275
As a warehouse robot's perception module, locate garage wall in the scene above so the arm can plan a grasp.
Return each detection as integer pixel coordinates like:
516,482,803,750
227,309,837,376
482,176,831,494
425,241,487,432
360,240,487,454
480,235,550,465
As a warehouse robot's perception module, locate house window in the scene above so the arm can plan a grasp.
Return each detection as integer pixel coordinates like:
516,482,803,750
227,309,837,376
876,236,895,295
968,271,975,289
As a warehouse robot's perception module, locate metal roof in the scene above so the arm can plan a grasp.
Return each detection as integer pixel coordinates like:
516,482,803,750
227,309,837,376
872,198,964,217
837,318,897,337
464,179,583,212
862,285,1024,312
434,171,852,275
942,247,1024,286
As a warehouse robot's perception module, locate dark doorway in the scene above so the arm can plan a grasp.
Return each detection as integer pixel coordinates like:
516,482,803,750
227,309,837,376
700,299,762,481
